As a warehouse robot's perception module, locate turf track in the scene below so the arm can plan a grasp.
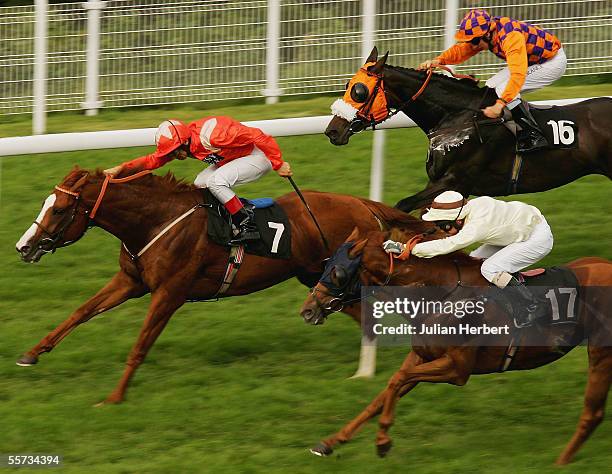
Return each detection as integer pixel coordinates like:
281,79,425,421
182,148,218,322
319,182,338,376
1,84,611,473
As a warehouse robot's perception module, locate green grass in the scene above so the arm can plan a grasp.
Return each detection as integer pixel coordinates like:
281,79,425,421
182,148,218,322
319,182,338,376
1,84,611,473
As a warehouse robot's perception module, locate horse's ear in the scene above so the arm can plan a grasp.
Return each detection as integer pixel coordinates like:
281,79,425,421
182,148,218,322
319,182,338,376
370,51,389,74
366,46,378,63
349,237,369,258
346,226,361,242
71,172,90,192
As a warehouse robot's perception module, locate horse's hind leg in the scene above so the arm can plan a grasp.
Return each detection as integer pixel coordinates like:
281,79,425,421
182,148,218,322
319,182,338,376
98,287,187,405
556,346,612,465
311,351,422,456
17,270,147,366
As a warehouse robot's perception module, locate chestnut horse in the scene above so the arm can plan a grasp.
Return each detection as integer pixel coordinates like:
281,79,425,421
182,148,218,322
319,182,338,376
325,47,612,212
300,227,612,465
14,168,415,404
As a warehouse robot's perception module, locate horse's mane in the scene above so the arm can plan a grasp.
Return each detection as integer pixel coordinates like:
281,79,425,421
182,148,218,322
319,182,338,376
62,168,199,193
386,64,486,93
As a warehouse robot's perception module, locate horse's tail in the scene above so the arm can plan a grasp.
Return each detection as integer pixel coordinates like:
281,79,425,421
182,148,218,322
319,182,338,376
359,198,419,229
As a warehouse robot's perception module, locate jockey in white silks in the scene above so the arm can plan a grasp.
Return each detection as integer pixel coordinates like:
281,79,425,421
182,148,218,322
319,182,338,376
383,190,554,327
104,118,292,244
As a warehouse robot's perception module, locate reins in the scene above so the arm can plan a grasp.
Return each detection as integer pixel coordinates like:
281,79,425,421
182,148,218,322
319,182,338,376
90,170,153,219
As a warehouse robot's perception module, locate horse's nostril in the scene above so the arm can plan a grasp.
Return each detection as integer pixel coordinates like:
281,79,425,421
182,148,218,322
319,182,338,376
18,245,30,255
325,129,338,140
302,309,314,320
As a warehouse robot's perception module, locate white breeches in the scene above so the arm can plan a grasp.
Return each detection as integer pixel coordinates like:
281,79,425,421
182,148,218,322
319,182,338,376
470,218,554,284
193,146,272,204
485,48,567,104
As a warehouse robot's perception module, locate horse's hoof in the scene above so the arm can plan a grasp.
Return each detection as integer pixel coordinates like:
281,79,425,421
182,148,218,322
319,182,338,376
309,442,333,457
376,440,392,458
94,395,123,407
16,354,38,366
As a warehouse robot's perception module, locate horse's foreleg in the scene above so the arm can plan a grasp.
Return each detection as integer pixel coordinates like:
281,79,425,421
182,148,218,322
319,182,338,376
311,351,422,456
17,270,147,366
98,288,186,405
556,346,612,465
375,349,475,457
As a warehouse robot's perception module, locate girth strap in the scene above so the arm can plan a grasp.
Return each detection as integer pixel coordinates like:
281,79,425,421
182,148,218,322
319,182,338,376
214,245,245,297
508,154,524,195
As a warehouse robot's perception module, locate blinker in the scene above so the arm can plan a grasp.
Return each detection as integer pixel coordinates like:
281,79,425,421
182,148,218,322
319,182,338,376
350,83,370,103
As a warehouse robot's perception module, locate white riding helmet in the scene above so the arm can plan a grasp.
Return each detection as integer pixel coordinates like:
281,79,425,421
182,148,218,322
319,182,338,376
421,191,469,221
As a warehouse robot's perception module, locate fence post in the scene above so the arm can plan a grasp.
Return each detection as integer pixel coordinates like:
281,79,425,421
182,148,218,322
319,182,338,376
33,0,48,135
444,0,459,50
263,0,282,105
362,0,384,202
361,0,375,60
82,0,106,116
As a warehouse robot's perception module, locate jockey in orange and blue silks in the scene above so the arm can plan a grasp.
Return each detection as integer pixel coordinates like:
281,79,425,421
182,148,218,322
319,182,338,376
418,9,566,153
104,118,292,244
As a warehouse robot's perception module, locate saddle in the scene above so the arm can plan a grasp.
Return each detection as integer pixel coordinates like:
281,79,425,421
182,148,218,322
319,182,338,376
501,266,581,327
203,189,291,259
499,101,580,151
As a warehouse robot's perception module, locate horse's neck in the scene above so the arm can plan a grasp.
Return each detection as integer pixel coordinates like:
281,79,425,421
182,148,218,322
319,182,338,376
390,254,484,287
385,67,492,133
84,181,199,248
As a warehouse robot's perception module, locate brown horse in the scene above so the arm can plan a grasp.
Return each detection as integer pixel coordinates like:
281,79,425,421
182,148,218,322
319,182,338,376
300,227,612,465
14,167,415,404
325,48,612,212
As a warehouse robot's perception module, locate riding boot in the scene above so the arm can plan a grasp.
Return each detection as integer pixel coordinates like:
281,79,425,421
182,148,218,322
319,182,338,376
506,276,546,328
510,101,548,153
229,207,260,244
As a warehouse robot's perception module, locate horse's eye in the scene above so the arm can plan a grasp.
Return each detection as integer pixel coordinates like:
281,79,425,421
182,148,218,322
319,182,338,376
350,83,370,103
331,266,348,287
53,208,66,215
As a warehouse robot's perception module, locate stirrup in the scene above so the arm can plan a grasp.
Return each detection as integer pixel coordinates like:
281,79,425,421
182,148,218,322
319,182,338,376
517,132,548,153
513,316,533,329
229,228,260,244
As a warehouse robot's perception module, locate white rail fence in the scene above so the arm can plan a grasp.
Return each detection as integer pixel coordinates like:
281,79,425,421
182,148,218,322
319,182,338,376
0,96,596,157
1,1,610,134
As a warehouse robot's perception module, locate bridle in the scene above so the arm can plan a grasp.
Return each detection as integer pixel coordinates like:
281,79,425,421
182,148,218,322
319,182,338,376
35,170,152,255
33,186,84,255
349,65,479,134
308,235,423,315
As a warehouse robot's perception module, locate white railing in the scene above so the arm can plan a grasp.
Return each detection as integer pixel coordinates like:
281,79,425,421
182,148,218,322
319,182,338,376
0,96,598,157
1,1,610,132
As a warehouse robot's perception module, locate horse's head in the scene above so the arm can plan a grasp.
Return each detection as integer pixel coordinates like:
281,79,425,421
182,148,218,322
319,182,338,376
16,168,94,263
325,47,390,145
300,227,369,325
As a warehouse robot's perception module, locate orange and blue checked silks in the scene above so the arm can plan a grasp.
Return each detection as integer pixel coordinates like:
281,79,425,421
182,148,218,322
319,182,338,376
490,17,561,66
437,12,562,103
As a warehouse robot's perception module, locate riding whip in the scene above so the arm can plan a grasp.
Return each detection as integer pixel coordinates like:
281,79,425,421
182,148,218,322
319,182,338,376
287,176,330,251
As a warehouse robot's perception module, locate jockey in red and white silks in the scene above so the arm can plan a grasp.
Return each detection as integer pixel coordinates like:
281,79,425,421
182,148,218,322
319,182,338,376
104,117,292,244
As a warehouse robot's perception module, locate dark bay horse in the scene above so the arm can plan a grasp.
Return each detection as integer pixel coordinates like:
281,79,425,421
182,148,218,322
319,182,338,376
14,167,416,404
300,227,612,465
326,47,612,211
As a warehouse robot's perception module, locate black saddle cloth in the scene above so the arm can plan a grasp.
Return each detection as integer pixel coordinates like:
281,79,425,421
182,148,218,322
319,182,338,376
510,266,581,326
525,103,580,150
203,189,291,259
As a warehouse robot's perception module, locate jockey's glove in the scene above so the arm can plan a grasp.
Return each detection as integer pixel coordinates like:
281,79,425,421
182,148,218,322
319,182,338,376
382,240,406,255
